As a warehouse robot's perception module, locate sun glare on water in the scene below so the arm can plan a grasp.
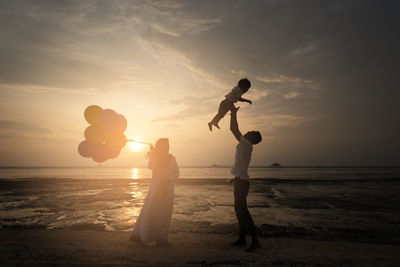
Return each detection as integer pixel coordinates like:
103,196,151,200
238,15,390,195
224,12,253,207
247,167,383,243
131,168,139,179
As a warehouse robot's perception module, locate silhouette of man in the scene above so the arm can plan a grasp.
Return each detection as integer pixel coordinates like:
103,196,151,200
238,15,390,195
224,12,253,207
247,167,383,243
229,107,262,252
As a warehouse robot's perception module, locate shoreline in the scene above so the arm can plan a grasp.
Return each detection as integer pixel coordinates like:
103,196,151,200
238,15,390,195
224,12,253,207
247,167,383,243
1,228,400,266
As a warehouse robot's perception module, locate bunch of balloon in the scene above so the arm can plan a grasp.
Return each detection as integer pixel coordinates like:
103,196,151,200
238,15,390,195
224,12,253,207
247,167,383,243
78,105,128,163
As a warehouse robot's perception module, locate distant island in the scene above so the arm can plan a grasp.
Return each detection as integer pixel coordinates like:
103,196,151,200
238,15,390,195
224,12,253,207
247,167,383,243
211,164,223,167
268,163,282,168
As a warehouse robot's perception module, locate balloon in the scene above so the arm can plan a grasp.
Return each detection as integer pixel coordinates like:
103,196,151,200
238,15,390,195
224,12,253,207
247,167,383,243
92,153,108,163
79,105,129,163
84,125,106,144
92,144,109,163
106,147,120,159
84,105,102,124
116,114,127,132
98,109,119,132
106,132,127,150
78,140,94,158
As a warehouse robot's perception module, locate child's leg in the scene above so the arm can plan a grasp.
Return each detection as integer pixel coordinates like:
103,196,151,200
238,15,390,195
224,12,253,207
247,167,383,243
210,100,234,126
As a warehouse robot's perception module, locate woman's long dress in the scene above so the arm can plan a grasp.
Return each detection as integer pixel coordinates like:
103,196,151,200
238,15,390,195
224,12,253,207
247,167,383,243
131,154,179,243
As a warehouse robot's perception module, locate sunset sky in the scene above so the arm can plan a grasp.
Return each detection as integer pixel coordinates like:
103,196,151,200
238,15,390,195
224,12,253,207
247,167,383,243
0,0,399,167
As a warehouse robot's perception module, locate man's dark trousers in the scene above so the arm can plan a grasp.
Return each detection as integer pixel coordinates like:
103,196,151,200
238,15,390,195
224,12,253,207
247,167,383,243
234,177,256,237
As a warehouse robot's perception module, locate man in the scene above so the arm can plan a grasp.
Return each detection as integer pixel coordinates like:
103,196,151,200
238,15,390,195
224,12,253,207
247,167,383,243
229,107,262,252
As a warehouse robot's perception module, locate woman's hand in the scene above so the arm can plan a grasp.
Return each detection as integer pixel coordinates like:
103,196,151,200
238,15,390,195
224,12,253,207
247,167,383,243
146,144,155,160
149,144,155,152
148,144,155,156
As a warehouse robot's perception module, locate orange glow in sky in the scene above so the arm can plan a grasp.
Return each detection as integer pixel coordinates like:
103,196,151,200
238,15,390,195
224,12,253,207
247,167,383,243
2,1,398,167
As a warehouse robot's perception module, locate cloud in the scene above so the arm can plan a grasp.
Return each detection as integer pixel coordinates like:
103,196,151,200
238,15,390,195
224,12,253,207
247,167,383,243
255,74,318,88
113,0,221,38
230,69,247,77
151,95,218,122
284,91,300,100
251,113,323,132
137,37,229,90
0,7,126,93
0,0,224,95
0,120,52,134
290,40,318,58
246,88,271,101
254,73,319,102
2,83,96,95
151,23,181,37
148,15,220,37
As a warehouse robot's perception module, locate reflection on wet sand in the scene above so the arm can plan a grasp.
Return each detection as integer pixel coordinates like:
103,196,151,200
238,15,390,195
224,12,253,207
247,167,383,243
125,179,145,231
1,177,400,245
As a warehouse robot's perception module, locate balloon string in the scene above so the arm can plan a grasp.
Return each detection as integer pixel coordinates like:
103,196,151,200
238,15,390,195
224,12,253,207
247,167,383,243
126,139,150,145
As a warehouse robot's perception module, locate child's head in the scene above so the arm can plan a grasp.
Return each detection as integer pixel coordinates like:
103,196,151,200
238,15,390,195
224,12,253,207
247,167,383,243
238,78,251,92
244,131,262,145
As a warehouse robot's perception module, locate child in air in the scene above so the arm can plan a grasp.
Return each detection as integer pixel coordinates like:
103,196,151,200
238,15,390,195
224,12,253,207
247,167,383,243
208,78,252,131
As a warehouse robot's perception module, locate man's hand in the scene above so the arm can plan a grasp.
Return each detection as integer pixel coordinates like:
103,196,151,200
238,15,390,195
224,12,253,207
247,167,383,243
231,106,240,114
228,177,237,183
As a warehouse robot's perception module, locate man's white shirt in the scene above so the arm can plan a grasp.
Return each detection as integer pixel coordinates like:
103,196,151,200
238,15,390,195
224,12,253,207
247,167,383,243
231,136,253,181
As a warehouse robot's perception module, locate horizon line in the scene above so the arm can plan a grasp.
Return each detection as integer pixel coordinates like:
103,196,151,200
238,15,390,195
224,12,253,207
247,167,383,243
1,165,400,168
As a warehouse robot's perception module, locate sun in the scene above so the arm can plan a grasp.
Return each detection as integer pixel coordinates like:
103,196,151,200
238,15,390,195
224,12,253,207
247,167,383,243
129,142,143,152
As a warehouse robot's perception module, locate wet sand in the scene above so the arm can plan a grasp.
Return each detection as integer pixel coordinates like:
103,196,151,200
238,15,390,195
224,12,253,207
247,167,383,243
1,174,400,265
1,228,400,266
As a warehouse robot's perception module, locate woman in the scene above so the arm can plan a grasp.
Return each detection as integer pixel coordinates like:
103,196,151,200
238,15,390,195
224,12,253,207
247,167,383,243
130,138,179,246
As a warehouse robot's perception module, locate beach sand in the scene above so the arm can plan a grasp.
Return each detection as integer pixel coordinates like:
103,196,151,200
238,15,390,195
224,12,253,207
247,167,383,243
1,228,400,266
1,173,400,266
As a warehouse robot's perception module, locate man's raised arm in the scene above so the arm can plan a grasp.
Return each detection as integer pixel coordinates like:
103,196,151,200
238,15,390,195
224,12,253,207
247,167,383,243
230,107,242,142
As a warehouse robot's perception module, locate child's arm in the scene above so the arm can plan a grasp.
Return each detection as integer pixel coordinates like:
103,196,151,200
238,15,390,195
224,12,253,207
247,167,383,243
238,97,252,104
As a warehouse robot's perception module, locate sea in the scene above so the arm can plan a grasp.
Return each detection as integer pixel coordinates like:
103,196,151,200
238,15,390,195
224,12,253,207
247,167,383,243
1,166,400,244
